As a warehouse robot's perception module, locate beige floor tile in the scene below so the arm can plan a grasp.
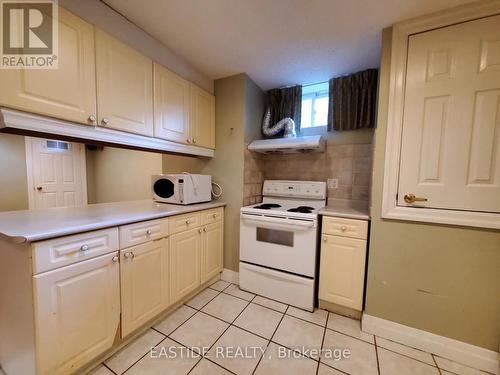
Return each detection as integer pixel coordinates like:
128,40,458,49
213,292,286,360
209,280,231,292
272,315,325,359
378,348,439,375
317,363,346,375
169,312,229,353
234,303,283,339
105,329,165,374
202,293,249,323
376,337,434,365
190,358,233,375
321,330,378,375
186,288,220,310
154,305,196,335
433,356,485,375
287,306,328,326
224,284,256,301
252,295,287,313
208,326,268,375
87,365,114,375
126,337,200,375
327,313,374,343
254,342,318,375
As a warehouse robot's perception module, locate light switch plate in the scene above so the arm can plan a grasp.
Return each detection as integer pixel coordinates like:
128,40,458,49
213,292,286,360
327,178,338,189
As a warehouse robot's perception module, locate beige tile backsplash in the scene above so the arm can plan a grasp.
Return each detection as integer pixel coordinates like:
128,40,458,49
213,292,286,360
242,141,373,204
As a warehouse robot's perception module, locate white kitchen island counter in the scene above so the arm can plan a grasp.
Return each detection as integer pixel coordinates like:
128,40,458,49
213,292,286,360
0,199,226,243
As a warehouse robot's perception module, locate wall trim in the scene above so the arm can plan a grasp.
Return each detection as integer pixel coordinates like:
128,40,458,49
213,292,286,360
221,268,239,284
362,314,499,374
381,0,500,230
0,108,214,157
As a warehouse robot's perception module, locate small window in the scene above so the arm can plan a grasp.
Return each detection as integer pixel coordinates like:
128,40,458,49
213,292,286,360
45,140,70,151
301,82,329,129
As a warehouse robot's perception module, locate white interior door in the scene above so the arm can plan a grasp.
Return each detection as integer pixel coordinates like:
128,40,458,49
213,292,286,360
398,15,500,213
27,137,87,209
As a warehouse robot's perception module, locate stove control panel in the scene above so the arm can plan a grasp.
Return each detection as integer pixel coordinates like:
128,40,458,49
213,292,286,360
263,180,327,199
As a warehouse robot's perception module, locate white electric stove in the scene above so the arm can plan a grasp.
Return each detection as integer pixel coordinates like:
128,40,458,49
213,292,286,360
239,180,327,311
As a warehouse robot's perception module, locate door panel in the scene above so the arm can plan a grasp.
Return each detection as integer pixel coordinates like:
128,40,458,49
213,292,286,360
0,7,96,124
33,252,120,375
30,138,86,209
398,15,500,212
154,63,190,143
319,235,367,311
190,84,215,149
169,228,201,303
120,239,169,337
96,29,153,136
201,221,223,283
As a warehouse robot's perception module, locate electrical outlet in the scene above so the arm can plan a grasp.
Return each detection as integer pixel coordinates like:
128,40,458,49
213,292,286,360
327,178,338,189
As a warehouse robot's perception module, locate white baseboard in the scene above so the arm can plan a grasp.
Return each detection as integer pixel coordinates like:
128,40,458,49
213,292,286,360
220,268,239,284
362,314,499,374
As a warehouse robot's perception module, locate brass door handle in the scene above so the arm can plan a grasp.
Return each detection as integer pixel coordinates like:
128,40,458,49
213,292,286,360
404,193,428,204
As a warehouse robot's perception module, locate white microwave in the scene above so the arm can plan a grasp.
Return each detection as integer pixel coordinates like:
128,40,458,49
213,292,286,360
152,174,212,205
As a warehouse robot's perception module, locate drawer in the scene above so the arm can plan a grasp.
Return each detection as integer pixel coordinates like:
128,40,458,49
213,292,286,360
200,207,224,225
322,216,368,239
119,218,169,249
32,228,119,274
169,212,201,234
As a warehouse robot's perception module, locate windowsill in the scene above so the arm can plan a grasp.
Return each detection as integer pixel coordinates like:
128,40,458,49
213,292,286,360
299,126,328,136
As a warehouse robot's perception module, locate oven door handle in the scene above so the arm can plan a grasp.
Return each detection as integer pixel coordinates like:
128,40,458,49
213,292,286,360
240,214,316,229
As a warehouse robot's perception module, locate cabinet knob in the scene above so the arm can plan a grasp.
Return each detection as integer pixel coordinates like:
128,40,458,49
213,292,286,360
340,225,347,232
124,252,133,259
186,138,191,143
80,244,89,252
198,228,202,233
146,229,152,236
88,114,96,124
203,227,207,232
112,255,119,263
101,118,109,125
36,186,43,191
323,236,327,242
212,213,217,218
192,139,197,144
185,219,191,225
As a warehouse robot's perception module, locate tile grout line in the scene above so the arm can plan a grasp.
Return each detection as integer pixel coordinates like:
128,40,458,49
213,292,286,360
374,335,382,375
316,312,329,375
102,362,118,375
120,334,167,375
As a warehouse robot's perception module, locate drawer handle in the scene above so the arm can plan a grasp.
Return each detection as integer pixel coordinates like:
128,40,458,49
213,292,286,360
198,228,202,233
203,227,207,232
80,244,89,252
340,225,347,232
146,229,152,236
212,213,217,218
112,255,119,263
186,219,191,225
323,236,327,242
124,252,134,260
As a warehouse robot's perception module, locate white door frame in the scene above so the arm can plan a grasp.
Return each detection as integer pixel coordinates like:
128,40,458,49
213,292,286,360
381,0,500,230
25,137,88,209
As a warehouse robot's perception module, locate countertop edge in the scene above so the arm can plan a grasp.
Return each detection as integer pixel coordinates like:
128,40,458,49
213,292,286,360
319,209,370,221
2,201,227,244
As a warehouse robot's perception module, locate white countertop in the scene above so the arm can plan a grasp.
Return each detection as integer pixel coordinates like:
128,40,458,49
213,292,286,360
0,200,226,243
319,199,370,220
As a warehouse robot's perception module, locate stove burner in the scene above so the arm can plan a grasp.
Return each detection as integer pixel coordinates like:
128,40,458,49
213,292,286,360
253,203,282,210
287,206,315,213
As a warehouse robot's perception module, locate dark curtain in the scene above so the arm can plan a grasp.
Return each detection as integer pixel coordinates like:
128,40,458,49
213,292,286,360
266,85,302,136
327,69,378,131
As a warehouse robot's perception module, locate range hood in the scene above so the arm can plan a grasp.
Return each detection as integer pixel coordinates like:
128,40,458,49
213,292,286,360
248,135,325,154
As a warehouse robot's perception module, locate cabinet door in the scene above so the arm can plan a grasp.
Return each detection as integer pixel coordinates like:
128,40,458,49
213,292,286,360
169,228,201,303
33,252,120,375
154,63,190,143
201,221,223,283
319,235,367,311
120,239,169,337
190,84,215,149
0,7,96,125
96,29,153,136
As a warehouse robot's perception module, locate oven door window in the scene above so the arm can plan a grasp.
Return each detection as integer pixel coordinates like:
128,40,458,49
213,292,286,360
256,227,294,247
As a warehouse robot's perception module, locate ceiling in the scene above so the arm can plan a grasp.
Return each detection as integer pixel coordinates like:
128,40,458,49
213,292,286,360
103,0,472,90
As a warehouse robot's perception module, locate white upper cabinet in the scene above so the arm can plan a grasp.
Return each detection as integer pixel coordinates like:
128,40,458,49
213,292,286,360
95,29,153,136
190,84,216,149
154,63,190,144
399,15,500,214
0,7,96,125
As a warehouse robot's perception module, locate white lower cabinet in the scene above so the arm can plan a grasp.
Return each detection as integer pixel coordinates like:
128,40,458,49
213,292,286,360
169,227,202,303
319,216,368,311
120,239,169,337
201,221,224,283
33,252,120,375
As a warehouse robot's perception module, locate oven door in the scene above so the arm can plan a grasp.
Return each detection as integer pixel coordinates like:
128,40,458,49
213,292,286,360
239,213,318,277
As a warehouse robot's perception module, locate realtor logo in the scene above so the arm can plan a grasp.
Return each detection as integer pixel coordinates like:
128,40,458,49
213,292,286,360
1,0,58,68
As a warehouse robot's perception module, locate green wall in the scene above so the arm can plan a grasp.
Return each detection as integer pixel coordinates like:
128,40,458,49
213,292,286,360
365,28,500,351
